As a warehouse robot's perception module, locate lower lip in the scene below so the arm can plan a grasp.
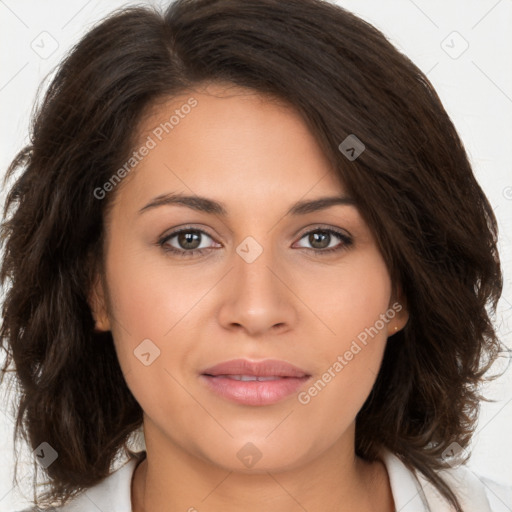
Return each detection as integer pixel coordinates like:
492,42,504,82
200,375,310,406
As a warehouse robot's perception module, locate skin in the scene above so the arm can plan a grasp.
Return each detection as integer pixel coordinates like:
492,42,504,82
90,82,408,512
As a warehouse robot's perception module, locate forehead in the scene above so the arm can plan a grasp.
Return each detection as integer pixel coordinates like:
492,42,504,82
111,82,345,214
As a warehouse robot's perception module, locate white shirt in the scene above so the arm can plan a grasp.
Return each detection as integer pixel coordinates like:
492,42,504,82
16,450,511,511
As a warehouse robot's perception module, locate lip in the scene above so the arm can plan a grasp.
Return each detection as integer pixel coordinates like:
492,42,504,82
202,358,309,378
200,358,311,406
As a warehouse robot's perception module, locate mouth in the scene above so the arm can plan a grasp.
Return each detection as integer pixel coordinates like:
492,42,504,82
200,358,311,406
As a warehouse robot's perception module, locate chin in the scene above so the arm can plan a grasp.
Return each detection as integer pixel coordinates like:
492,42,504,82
195,435,315,474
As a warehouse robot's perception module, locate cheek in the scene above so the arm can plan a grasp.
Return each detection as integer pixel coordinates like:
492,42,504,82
102,246,200,426
104,233,207,342
100,233,197,392
293,249,392,416
294,248,392,351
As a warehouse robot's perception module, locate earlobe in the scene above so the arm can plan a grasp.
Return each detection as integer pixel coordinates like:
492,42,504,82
388,285,409,334
88,274,111,332
388,307,409,335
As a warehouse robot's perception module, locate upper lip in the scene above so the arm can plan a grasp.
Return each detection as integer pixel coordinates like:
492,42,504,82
201,359,309,378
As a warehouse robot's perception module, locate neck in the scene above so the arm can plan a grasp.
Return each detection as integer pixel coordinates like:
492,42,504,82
131,420,394,512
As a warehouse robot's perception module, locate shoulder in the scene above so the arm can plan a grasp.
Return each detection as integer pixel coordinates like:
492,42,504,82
381,449,511,512
478,474,512,512
13,452,144,512
421,464,512,512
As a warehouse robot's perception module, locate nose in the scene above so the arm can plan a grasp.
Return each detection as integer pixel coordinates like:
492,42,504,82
216,241,298,337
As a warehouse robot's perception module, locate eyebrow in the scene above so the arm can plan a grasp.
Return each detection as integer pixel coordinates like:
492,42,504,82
138,192,356,216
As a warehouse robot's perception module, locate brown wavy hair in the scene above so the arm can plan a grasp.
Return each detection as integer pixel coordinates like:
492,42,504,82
0,0,504,510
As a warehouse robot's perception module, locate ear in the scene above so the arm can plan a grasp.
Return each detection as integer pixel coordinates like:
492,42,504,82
387,283,409,335
88,273,111,332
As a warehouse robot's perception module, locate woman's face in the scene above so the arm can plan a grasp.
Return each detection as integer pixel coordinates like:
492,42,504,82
91,82,408,472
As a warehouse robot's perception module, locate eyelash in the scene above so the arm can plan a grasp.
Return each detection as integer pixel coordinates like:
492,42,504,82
157,225,353,258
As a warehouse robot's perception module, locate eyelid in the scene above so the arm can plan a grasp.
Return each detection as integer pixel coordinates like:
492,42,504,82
294,223,352,240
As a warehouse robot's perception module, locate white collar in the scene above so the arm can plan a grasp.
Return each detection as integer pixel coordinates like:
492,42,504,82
47,449,504,512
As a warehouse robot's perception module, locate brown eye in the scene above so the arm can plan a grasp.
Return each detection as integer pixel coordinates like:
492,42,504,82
294,228,352,255
176,231,202,250
308,231,331,249
159,228,219,257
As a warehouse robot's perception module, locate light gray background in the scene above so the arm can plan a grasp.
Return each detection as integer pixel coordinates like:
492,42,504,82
1,1,511,510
